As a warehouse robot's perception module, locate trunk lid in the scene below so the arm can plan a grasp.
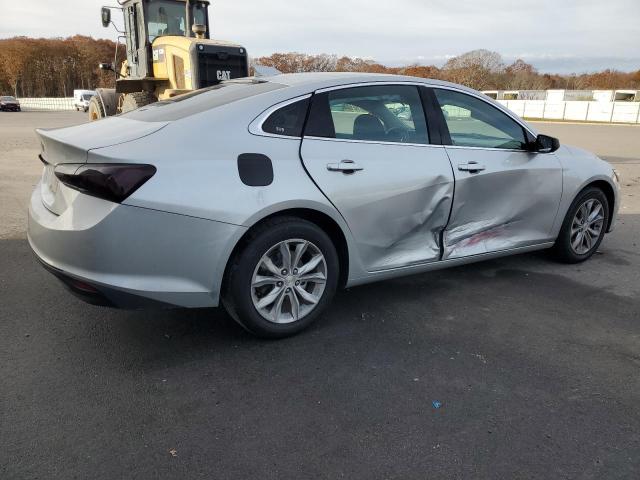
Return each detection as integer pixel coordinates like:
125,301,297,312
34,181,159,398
37,117,168,165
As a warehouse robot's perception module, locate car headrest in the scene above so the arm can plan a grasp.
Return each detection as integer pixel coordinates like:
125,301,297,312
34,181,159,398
352,114,386,141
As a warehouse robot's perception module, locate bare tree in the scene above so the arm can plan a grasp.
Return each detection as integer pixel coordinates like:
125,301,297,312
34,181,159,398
442,49,505,90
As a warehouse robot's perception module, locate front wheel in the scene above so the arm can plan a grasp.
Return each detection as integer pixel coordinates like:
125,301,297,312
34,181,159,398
222,217,339,338
88,96,106,121
552,187,609,263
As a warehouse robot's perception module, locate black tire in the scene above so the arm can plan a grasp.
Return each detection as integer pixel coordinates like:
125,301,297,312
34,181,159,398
88,96,106,121
121,91,157,113
552,187,609,263
222,217,339,338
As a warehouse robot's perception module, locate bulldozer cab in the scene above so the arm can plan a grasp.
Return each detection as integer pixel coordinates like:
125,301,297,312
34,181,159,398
120,0,211,79
93,0,248,119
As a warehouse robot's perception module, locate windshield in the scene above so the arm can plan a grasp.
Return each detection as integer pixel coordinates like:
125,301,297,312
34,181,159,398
147,0,208,41
121,79,285,121
81,94,93,101
1,96,16,101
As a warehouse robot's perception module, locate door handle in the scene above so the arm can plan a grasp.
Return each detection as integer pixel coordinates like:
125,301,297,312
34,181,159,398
458,162,486,173
327,160,364,173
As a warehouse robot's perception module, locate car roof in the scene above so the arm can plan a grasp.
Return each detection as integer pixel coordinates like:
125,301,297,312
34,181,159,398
264,72,479,95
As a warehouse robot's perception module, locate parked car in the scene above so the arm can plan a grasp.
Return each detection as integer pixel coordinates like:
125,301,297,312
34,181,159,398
0,96,21,111
28,73,620,338
73,90,96,112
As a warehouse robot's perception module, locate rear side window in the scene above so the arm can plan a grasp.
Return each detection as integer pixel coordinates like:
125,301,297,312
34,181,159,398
305,85,429,144
262,98,310,137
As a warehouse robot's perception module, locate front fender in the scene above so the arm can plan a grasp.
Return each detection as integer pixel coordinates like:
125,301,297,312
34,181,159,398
551,145,620,236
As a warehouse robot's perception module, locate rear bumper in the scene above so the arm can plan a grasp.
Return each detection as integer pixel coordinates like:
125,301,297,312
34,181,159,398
34,252,173,308
0,105,20,111
28,183,246,308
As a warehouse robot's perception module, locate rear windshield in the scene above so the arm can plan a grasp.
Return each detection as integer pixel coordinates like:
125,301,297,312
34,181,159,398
121,79,285,121
1,96,16,101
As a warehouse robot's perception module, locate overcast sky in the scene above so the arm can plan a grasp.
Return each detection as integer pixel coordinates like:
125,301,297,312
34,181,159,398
1,0,638,73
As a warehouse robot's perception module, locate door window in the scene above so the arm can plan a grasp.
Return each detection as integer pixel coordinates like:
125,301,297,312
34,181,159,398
433,89,527,150
305,85,429,144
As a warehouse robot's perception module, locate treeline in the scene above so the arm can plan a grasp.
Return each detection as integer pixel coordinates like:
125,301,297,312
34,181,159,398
1,36,639,97
0,36,124,97
256,50,640,91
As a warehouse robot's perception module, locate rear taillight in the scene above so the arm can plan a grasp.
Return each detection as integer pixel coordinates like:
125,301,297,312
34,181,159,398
54,163,156,203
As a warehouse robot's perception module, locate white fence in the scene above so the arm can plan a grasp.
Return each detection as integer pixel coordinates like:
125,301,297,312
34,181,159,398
498,100,640,124
17,97,75,111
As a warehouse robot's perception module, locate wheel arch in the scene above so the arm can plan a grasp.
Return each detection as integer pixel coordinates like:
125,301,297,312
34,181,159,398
582,179,616,231
223,207,351,290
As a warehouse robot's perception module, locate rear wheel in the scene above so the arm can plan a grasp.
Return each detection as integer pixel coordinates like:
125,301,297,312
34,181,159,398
552,187,609,263
88,96,106,121
222,217,339,338
121,91,157,113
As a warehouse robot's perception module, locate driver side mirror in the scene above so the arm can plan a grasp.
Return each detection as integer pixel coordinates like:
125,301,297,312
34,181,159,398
101,7,111,28
534,134,560,153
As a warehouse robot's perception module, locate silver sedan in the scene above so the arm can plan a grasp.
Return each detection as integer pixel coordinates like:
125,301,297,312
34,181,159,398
28,73,620,337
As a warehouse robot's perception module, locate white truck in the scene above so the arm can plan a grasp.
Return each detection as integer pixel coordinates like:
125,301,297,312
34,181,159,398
73,90,97,112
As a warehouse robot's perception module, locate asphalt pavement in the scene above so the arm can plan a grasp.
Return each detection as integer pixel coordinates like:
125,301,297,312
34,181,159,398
1,112,639,479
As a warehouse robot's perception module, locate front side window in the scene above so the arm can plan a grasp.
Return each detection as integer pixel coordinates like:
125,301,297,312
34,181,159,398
433,89,527,150
305,85,429,144
262,98,309,137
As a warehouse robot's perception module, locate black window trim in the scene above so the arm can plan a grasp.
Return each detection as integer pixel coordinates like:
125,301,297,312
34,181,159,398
302,82,440,148
249,94,312,139
249,81,540,149
420,86,450,146
426,85,538,153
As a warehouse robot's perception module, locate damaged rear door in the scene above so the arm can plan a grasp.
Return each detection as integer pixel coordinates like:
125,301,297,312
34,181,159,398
301,84,454,272
430,87,562,259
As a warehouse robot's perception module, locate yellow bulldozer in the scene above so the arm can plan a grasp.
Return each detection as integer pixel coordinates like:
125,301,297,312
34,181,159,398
89,0,249,120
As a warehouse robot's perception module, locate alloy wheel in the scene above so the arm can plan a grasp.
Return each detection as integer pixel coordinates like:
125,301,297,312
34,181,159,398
570,199,605,255
250,239,328,324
